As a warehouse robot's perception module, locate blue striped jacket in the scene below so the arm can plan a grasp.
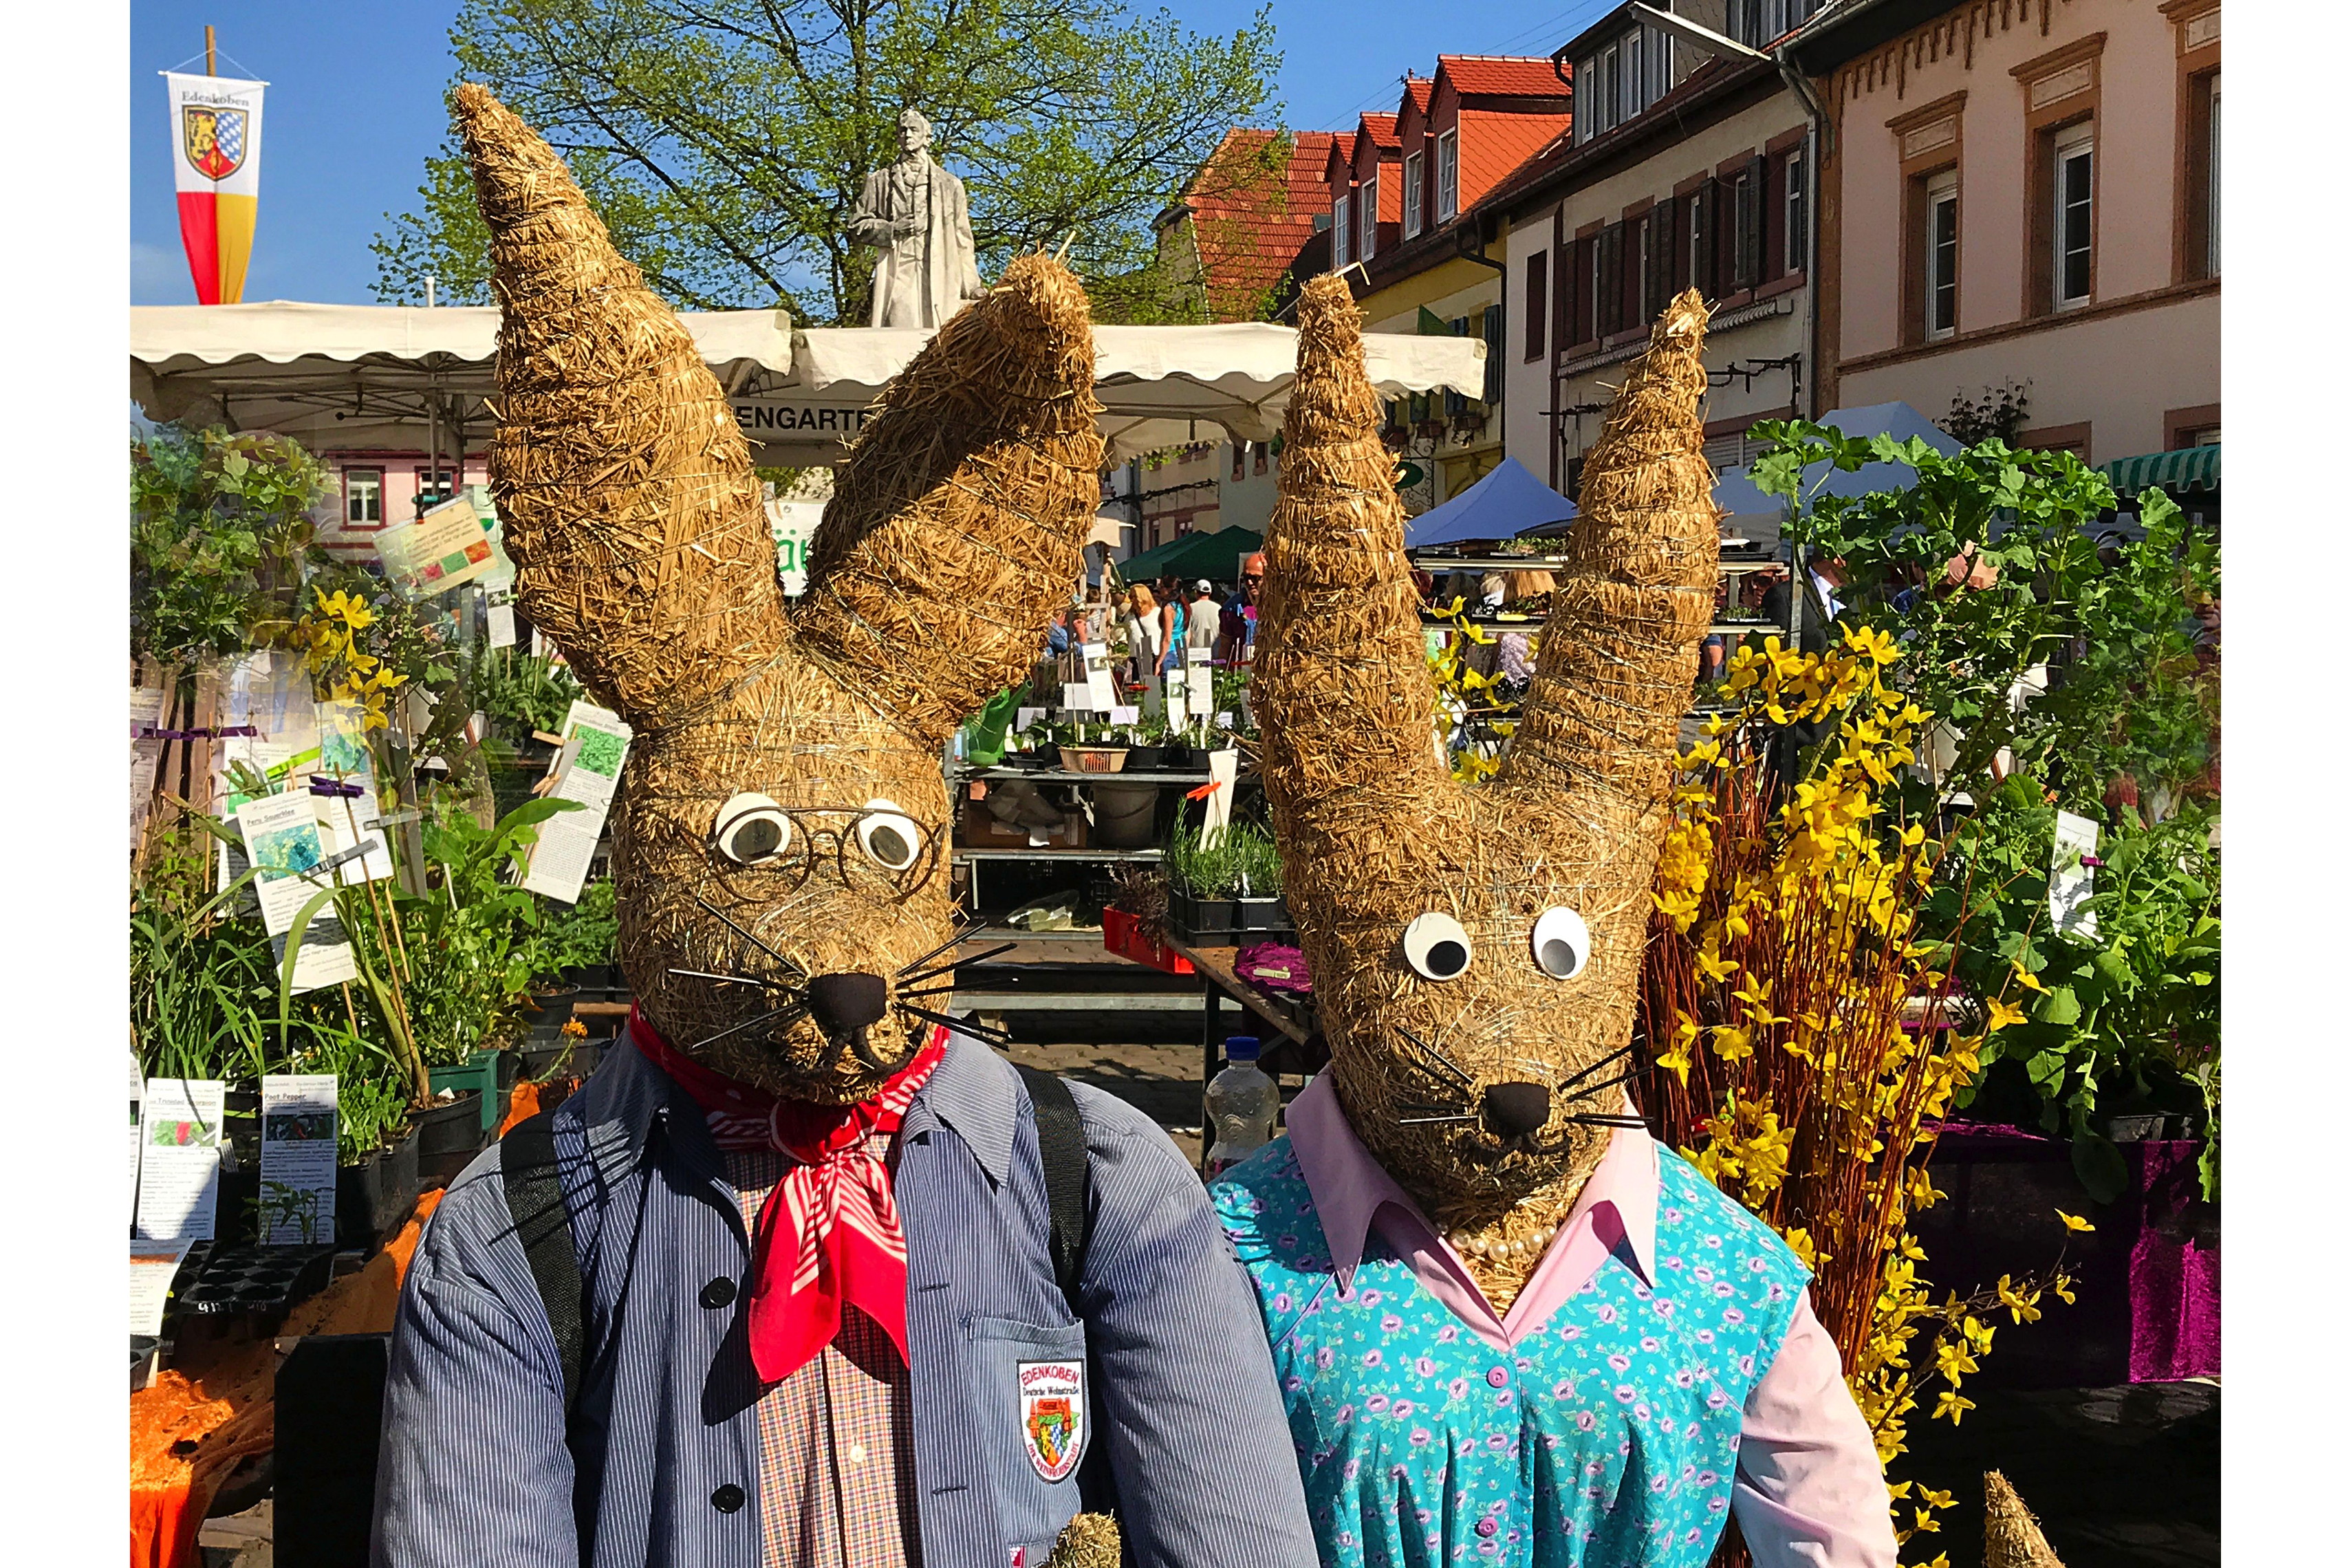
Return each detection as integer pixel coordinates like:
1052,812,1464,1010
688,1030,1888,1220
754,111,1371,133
371,1028,1316,1568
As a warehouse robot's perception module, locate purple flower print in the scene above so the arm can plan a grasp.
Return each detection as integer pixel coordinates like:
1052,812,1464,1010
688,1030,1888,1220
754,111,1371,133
1632,1283,1653,1300
1698,1470,1718,1487
1665,1254,1684,1270
1650,1474,1669,1494
1315,1347,1335,1370
1416,1507,1433,1524
1634,1403,1651,1422
1640,1336,1661,1353
1394,1400,1416,1418
1738,1353,1757,1375
1382,1314,1405,1333
1686,1422,1702,1439
1486,1433,1510,1450
1596,1304,1618,1324
1272,1292,1293,1314
1724,1306,1747,1325
1561,1325,1583,1342
1283,1375,1304,1392
1709,1496,1729,1513
1675,1369,1695,1389
1693,1265,1714,1283
1415,1356,1438,1377
1769,1282,1788,1301
1437,1324,1460,1344
1342,1459,1361,1481
1449,1377,1471,1400
1707,1391,1731,1411
1750,1255,1768,1272
1614,1384,1637,1404
1336,1404,1355,1424
1333,1281,1353,1302
1477,1540,1498,1558
1366,1395,1389,1413
1653,1300,1675,1320
1364,1349,1385,1368
1696,1329,1715,1344
1279,1234,1300,1251
1715,1283,1736,1298
1665,1208,1682,1223
1495,1389,1515,1408
1607,1353,1633,1374
1686,1527,1705,1545
1553,1380,1576,1400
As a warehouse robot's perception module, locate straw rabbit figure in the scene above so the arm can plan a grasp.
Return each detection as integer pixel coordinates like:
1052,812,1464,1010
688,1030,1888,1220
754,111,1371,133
452,85,1103,1102
1253,274,1719,1308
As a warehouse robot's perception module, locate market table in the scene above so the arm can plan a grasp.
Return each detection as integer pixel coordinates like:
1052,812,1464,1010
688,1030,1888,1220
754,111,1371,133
1163,939,1326,1152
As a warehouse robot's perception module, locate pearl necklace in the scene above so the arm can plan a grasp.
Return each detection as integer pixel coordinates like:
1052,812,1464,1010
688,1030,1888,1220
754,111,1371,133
1447,1221,1560,1261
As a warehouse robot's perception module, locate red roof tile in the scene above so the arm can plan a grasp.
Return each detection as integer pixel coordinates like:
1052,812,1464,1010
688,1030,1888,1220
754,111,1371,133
1455,107,1573,210
1436,54,1573,98
1402,78,1433,116
1181,129,1341,320
1356,112,1402,153
1323,131,1356,188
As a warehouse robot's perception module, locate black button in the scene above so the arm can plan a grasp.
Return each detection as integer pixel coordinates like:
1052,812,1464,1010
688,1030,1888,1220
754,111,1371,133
711,1483,746,1514
700,1276,738,1309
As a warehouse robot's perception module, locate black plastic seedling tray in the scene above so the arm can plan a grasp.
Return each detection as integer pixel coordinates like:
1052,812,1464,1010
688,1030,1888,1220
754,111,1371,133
178,1245,338,1318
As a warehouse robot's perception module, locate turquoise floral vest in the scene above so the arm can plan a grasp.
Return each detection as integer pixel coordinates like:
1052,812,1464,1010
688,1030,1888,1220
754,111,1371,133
1212,1139,1810,1567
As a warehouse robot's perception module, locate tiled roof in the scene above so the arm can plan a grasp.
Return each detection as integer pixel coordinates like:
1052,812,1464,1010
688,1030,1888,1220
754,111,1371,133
1455,107,1574,210
1182,128,1340,320
1323,131,1357,186
1402,78,1434,116
1357,112,1402,153
1437,54,1572,98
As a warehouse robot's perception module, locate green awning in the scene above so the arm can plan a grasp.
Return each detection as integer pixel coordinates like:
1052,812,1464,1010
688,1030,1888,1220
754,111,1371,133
2099,443,2220,496
1112,526,1262,585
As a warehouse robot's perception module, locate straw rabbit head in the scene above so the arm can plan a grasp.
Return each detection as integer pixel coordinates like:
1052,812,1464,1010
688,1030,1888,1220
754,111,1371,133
455,87,1104,1102
1255,276,1718,1228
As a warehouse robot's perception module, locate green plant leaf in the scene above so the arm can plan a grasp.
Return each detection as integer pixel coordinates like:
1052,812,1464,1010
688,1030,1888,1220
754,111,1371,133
2070,1133,2128,1205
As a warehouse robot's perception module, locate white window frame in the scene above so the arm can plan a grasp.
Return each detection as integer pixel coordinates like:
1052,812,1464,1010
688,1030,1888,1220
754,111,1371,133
1619,30,1643,124
1784,149,1806,275
1403,151,1424,239
1435,129,1460,223
1332,192,1352,269
2206,73,2220,277
1361,170,1379,261
345,467,383,526
1599,45,1618,136
2052,122,2094,309
1647,28,1671,105
1925,168,1959,340
1579,56,1600,142
1689,193,1705,289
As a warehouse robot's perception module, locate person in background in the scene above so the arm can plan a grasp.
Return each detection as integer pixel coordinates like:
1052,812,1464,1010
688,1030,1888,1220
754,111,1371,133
1154,575,1188,677
1122,582,1162,687
1186,580,1220,652
1044,604,1073,657
1478,572,1509,612
1503,569,1556,610
1218,552,1267,665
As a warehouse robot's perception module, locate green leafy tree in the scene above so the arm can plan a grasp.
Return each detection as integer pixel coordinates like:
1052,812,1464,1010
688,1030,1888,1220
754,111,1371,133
373,0,1281,324
1751,424,2219,805
131,426,332,666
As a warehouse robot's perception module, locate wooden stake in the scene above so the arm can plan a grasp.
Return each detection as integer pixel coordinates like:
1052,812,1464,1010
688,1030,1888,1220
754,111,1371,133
205,25,217,76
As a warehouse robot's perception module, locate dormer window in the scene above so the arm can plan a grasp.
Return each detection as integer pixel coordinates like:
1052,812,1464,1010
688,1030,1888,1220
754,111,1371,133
1404,151,1424,240
1333,192,1353,269
1362,169,1379,260
1435,130,1459,223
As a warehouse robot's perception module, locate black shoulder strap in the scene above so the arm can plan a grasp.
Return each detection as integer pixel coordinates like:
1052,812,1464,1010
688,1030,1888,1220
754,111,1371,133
1014,1065,1092,1314
499,1109,585,1412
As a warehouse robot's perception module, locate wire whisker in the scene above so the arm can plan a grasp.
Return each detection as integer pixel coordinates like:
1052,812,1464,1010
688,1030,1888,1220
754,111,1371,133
898,942,1017,987
694,895,808,979
893,922,990,980
1398,1114,1477,1125
1557,1043,1636,1092
668,968,776,988
693,1003,809,1052
897,1003,1011,1047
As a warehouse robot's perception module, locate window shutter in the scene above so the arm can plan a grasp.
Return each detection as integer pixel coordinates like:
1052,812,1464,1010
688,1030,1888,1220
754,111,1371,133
1600,223,1625,336
1648,208,1675,314
1552,230,1574,354
1739,154,1768,289
1483,305,1504,402
1695,178,1718,298
1524,252,1549,361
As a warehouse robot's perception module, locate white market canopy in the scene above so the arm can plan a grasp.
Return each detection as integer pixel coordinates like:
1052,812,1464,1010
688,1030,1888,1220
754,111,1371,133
130,301,1486,464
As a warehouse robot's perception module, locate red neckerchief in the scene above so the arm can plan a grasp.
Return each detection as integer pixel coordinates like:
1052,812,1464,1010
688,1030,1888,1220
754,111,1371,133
631,1005,947,1384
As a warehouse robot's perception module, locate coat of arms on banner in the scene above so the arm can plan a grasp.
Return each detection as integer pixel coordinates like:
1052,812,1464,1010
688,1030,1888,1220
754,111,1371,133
183,105,248,181
1018,1359,1084,1481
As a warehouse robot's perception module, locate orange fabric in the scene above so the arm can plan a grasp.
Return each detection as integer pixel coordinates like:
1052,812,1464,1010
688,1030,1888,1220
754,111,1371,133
128,1186,448,1568
497,1078,543,1136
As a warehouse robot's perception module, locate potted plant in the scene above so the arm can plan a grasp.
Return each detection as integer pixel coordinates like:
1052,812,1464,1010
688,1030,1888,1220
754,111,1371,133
1164,820,1237,940
1230,825,1290,935
1055,718,1129,774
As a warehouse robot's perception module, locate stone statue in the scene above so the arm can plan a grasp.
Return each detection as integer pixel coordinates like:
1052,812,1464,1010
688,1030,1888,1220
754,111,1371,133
849,108,986,329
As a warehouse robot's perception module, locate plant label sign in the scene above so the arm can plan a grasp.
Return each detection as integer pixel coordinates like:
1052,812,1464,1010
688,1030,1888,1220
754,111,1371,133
130,1241,192,1337
1082,641,1117,710
1015,708,1046,732
376,492,498,598
129,1053,144,1226
234,790,359,992
1060,682,1094,715
136,1078,225,1242
2049,810,2100,942
260,1075,339,1246
526,700,633,904
1184,644,1215,721
1109,706,1140,727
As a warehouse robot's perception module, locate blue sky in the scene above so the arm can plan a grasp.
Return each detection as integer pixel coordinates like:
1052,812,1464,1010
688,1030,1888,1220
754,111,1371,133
131,0,1618,305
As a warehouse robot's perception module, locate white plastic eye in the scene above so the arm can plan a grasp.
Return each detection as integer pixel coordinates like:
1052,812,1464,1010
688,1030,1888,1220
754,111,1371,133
1401,911,1474,981
1532,907,1592,980
713,793,792,864
856,798,924,871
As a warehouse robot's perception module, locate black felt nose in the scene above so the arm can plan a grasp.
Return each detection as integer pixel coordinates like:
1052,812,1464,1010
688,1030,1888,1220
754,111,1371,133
1482,1082,1552,1139
806,972,889,1034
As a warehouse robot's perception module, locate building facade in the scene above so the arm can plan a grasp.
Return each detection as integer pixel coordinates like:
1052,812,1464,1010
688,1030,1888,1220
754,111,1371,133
1802,0,2220,464
1495,2,1824,500
1332,56,1572,513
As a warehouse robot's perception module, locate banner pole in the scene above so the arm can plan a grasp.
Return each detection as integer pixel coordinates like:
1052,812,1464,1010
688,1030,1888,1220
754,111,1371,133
205,25,217,76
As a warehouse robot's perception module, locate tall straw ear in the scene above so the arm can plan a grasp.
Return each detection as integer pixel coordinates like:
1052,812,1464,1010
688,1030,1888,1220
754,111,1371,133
1498,289,1718,809
453,84,791,728
1254,274,1453,817
792,254,1105,745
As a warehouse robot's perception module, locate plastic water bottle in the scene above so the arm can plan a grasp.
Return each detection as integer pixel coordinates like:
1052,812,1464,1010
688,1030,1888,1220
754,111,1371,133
1204,1036,1279,1179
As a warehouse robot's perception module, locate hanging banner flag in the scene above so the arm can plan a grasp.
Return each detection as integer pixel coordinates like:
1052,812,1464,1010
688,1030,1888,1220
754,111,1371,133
164,72,267,305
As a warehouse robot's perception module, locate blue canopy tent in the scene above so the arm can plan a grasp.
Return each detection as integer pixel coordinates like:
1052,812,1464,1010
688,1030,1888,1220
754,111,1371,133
1711,402,1962,544
1402,456,1578,548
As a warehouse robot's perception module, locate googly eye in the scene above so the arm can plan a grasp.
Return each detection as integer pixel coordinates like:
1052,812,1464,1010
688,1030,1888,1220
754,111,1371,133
1401,911,1474,981
856,798,924,872
1532,906,1592,980
713,793,792,864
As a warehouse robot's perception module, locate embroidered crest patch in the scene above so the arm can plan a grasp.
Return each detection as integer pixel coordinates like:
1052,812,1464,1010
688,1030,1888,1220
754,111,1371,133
1018,1359,1084,1481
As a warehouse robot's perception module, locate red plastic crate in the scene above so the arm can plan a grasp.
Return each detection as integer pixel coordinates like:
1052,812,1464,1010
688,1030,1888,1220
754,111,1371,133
1103,908,1195,974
